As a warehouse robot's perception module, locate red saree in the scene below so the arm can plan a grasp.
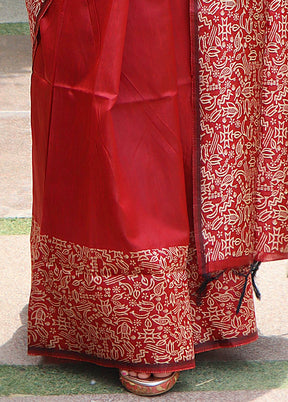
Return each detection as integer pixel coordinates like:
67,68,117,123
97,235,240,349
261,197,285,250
25,0,288,372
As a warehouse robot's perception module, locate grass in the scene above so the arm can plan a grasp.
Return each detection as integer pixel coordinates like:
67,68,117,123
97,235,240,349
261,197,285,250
0,218,31,235
0,22,30,36
0,361,287,396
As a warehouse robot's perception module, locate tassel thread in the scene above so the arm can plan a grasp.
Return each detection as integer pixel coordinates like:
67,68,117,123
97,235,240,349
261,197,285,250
236,261,261,314
196,271,224,306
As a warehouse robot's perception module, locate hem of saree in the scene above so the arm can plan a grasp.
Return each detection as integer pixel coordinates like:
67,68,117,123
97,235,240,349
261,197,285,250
256,252,288,263
204,255,255,274
205,252,288,274
28,331,258,372
27,347,196,373
194,331,258,355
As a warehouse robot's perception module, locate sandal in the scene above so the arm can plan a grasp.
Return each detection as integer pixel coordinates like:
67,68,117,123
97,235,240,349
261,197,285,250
119,371,179,396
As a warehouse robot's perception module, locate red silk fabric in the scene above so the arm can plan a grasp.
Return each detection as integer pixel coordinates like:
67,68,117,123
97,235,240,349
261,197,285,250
29,0,193,264
26,0,288,275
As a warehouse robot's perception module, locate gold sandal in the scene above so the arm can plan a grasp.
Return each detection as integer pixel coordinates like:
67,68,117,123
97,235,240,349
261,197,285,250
119,371,179,396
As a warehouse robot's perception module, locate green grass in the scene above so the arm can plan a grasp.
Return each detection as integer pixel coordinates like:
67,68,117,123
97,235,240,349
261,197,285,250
0,22,30,36
0,361,287,396
175,360,288,392
0,218,31,235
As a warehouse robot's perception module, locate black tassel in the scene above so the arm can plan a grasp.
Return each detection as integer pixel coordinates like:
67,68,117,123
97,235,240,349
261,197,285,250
236,274,249,314
236,261,261,314
251,261,261,300
197,271,223,306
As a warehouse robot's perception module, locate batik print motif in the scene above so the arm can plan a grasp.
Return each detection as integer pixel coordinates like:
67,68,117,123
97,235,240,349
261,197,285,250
25,0,47,42
198,0,288,271
28,220,257,369
28,220,195,369
258,0,288,260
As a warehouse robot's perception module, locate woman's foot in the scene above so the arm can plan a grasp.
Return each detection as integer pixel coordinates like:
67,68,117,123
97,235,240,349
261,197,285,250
120,370,173,379
119,370,179,396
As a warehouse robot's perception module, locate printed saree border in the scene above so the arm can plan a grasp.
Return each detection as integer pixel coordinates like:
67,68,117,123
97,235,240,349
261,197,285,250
189,0,206,275
27,347,196,373
28,331,258,372
29,219,194,368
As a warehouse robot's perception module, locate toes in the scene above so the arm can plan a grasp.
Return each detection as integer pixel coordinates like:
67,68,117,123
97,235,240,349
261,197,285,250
128,370,138,377
126,370,151,379
137,372,151,380
153,372,173,379
121,370,171,380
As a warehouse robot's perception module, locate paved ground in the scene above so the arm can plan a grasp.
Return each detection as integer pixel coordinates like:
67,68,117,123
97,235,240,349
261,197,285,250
0,1,28,23
0,2,288,401
0,34,32,218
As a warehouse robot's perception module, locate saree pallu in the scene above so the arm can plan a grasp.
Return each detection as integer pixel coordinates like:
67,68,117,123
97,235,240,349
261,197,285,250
25,0,288,372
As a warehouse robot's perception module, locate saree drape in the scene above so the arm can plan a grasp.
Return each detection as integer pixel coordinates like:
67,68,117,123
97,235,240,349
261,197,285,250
25,0,287,371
